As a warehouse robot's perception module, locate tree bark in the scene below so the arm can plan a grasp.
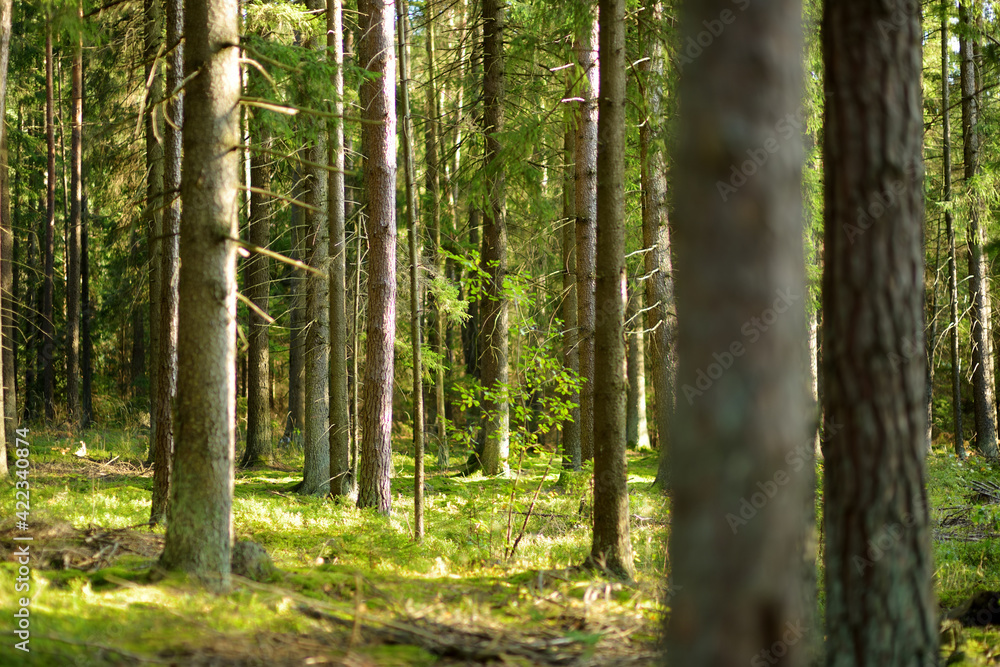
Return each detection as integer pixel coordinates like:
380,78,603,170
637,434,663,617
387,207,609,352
822,1,937,664
943,3,963,460
589,0,632,581
0,0,8,472
397,0,424,538
425,0,448,471
625,292,649,450
327,0,350,496
561,118,580,471
959,2,995,457
66,0,83,421
159,0,240,588
298,0,331,497
150,0,181,524
478,0,509,476
664,0,809,662
574,15,598,464
42,19,55,422
356,0,397,514
285,182,306,443
144,0,163,453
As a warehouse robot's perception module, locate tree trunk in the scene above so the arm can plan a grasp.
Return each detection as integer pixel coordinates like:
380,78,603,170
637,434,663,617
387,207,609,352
561,118,580,471
0,0,8,472
589,0,632,581
397,0,424,538
356,0,396,514
81,196,92,427
664,0,809,662
298,0,331,497
42,19,55,422
144,0,163,453
462,20,481,382
159,0,240,588
943,4,963,460
327,0,350,496
638,2,674,489
66,0,83,421
424,0,448,471
574,15,598,464
478,0,509,476
960,1,996,458
150,0,181,524
625,292,649,450
285,184,306,443
822,1,937,664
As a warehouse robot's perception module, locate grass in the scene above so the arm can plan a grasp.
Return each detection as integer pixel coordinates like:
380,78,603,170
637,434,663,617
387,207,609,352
0,426,665,665
8,425,1000,664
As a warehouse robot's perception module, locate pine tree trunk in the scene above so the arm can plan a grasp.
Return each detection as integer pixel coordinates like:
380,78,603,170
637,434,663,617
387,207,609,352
144,0,163,453
295,0,331,496
241,73,272,470
0,0,7,479
638,2,674,489
959,1,995,457
424,0,448,470
822,1,937,664
398,0,425,538
625,293,648,450
81,198,92,427
285,189,306,443
589,0,632,581
478,0,509,476
356,0,397,514
664,0,809,661
150,0,181,524
159,0,240,588
943,4,963,459
561,119,580,471
66,0,82,421
327,0,350,496
574,16,598,464
42,20,55,422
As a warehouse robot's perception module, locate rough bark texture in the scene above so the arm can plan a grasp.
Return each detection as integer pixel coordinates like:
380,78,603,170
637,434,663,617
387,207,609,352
561,122,580,471
664,0,808,663
67,0,83,421
144,0,163,454
822,2,937,665
42,21,55,421
638,1,674,489
150,0,182,525
328,0,350,496
397,0,424,538
959,2,995,458
242,100,270,469
0,0,11,470
356,0,396,514
285,184,306,443
943,5,963,459
299,0,331,496
159,0,240,588
574,16,598,465
589,0,632,581
425,0,448,471
625,293,648,450
478,0,509,476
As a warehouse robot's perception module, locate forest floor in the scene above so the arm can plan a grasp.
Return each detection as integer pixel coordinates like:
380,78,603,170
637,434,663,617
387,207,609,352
0,424,665,665
4,425,1000,665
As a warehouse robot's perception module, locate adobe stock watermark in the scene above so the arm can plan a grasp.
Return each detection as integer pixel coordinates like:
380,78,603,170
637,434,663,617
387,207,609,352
682,288,801,405
725,417,841,535
716,112,805,202
750,620,807,666
676,0,751,70
841,178,906,245
876,0,920,39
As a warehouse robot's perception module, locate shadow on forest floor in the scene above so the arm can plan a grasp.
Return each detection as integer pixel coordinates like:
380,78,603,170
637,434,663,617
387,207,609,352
0,427,664,665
